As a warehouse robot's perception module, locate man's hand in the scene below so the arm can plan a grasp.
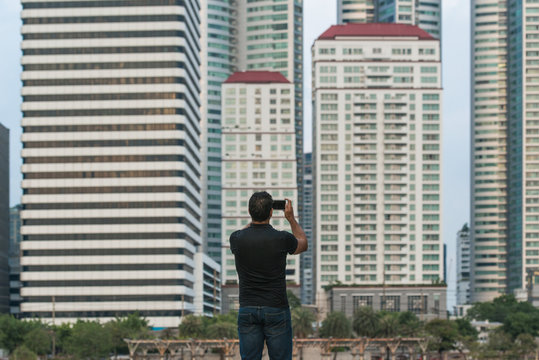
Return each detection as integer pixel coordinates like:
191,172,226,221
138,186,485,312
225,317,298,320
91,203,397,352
284,198,295,222
284,199,308,255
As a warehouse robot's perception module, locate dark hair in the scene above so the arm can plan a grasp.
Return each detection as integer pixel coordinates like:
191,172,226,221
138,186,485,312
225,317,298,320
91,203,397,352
248,191,273,222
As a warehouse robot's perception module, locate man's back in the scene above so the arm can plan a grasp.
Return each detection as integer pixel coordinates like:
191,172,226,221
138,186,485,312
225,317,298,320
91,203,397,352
230,223,297,308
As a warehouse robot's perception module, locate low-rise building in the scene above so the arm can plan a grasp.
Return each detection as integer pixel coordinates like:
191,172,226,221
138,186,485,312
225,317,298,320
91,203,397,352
327,285,447,321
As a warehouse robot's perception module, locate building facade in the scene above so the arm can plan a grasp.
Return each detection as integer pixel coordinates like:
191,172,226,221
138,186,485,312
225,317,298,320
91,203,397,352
469,0,508,303
20,0,202,328
337,0,441,39
193,252,221,316
199,0,237,263
0,124,9,313
220,71,300,286
328,285,447,321
456,223,471,305
199,0,303,265
9,205,22,316
313,23,443,297
301,152,314,304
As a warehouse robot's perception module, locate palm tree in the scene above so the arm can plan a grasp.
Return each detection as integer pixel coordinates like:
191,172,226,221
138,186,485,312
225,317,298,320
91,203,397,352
178,315,205,339
377,312,400,338
292,307,315,338
352,306,379,338
319,312,352,338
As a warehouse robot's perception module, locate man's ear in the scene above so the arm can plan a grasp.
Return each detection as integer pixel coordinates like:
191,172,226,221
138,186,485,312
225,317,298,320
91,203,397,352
269,209,273,219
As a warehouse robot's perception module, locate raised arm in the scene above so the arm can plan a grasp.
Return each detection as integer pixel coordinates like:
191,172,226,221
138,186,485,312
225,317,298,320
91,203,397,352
284,199,308,255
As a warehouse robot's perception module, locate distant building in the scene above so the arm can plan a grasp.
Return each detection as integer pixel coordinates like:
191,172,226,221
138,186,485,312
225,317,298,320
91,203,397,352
457,224,471,305
20,1,202,328
220,71,300,286
526,268,539,308
9,205,22,316
301,153,314,304
312,23,443,297
337,0,441,39
0,124,8,313
193,253,221,317
199,0,304,265
327,285,447,322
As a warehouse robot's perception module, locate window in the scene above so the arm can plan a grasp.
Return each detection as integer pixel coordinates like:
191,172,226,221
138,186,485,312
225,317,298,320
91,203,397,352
381,296,400,312
353,296,373,312
407,296,428,314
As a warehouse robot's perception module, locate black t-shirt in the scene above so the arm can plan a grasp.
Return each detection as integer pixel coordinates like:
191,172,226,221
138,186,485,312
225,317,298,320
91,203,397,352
230,223,298,308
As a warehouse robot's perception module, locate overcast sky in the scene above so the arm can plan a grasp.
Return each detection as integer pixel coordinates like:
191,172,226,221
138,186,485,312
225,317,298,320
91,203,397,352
0,0,468,307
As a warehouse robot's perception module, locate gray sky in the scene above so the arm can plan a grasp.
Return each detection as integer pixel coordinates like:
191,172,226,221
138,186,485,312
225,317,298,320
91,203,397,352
0,0,468,307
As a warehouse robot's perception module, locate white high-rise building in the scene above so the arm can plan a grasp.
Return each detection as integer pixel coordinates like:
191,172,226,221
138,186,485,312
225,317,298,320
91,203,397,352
337,0,441,39
456,224,471,305
221,71,300,286
469,0,508,303
20,0,202,327
300,153,314,304
313,23,443,292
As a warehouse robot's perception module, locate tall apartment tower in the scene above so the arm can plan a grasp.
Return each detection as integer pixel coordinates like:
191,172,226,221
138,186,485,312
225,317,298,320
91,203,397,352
313,23,443,291
337,0,441,39
236,0,304,214
456,224,471,305
20,1,202,327
200,0,238,263
301,153,314,304
0,124,9,313
221,71,300,286
199,0,303,264
469,0,508,303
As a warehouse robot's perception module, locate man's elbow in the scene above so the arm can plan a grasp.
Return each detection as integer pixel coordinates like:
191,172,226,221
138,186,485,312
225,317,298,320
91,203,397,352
296,238,308,254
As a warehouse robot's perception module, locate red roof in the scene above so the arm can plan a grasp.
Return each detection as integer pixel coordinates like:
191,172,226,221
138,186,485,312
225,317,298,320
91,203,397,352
318,23,435,41
224,71,290,84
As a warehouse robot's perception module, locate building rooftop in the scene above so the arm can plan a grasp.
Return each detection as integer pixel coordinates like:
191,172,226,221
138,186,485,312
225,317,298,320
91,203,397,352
224,71,290,84
318,23,435,41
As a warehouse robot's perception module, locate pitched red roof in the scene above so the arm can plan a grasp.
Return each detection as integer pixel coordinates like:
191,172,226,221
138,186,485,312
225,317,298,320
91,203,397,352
224,71,290,84
318,23,435,40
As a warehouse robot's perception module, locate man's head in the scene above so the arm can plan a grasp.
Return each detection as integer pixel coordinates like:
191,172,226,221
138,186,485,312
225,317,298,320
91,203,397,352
248,191,273,222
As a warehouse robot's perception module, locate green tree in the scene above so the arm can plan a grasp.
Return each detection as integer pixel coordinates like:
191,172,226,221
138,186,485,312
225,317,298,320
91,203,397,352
23,328,50,356
352,306,379,338
502,311,539,339
397,311,423,337
484,330,515,360
51,323,72,356
287,290,301,309
178,315,205,339
376,312,400,338
206,322,237,339
0,315,26,353
10,346,37,360
64,320,112,360
106,313,150,356
291,307,315,338
424,319,459,356
319,312,352,338
515,333,537,360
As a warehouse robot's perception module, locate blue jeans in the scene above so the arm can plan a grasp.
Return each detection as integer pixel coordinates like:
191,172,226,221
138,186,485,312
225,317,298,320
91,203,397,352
237,306,293,360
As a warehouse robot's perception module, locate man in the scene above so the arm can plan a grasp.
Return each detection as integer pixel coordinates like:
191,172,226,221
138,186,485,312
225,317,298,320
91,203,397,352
230,191,308,360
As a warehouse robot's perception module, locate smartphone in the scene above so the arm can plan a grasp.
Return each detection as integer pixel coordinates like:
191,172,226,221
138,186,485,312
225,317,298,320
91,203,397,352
272,200,286,210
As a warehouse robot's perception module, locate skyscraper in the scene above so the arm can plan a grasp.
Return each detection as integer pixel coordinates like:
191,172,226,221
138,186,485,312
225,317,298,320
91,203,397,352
199,0,303,265
457,223,471,305
469,0,508,303
337,0,441,39
301,152,314,304
313,23,443,292
20,0,202,327
0,124,9,313
220,71,300,286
